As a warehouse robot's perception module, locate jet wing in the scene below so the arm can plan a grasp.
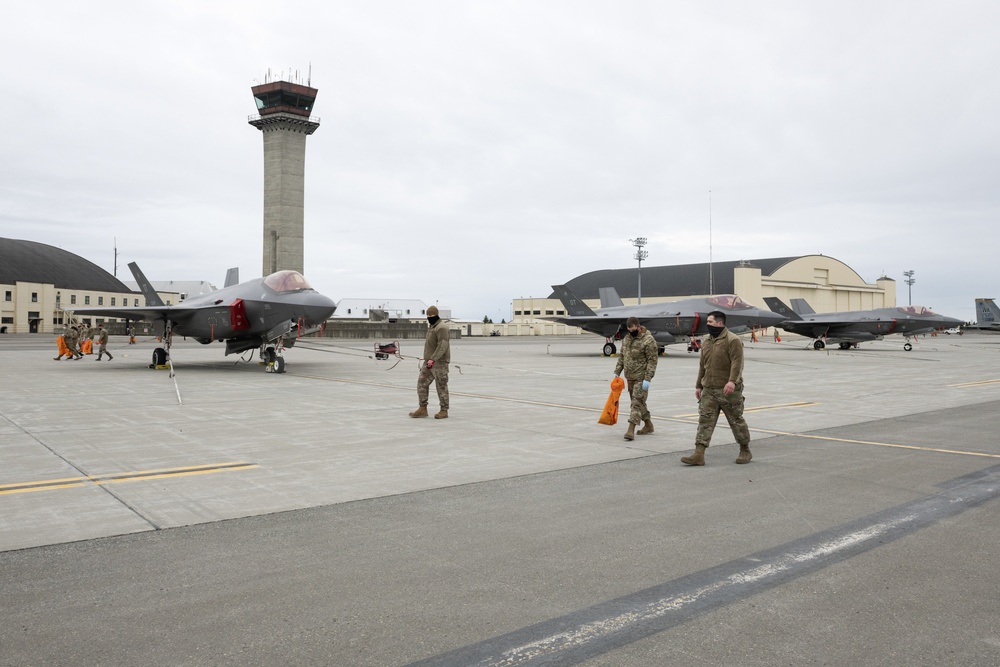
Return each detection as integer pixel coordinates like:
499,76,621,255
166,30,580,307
780,318,893,341
70,305,203,324
548,315,624,338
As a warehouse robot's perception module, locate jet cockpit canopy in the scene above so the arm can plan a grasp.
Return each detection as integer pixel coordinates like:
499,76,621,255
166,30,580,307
706,294,755,310
264,270,314,293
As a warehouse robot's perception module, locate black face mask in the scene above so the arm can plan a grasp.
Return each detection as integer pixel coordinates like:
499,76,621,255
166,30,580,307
707,324,724,338
629,328,640,338
428,316,440,326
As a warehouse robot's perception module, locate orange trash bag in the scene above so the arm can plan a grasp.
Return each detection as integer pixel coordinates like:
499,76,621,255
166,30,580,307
598,376,626,425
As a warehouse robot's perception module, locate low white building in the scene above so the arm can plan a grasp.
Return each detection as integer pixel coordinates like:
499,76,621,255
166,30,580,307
333,298,450,321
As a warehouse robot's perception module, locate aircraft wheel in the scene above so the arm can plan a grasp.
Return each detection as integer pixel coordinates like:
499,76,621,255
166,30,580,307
274,356,286,374
813,340,826,350
152,347,167,366
603,342,616,356
839,342,851,350
658,346,665,356
904,342,913,351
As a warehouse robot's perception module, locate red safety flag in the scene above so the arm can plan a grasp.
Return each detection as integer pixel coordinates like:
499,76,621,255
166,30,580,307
598,377,626,425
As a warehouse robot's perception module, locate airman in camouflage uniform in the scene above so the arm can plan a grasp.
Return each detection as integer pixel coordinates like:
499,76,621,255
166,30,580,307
65,325,83,360
613,317,658,441
95,324,113,361
682,310,752,466
409,305,451,419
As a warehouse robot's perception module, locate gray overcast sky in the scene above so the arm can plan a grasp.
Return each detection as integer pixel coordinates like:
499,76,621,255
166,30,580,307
2,1,997,322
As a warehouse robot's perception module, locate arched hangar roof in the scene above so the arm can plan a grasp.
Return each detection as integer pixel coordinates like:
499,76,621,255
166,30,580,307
0,238,132,292
552,255,861,300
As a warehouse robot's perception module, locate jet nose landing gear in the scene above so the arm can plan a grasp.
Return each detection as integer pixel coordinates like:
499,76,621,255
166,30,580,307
263,346,286,373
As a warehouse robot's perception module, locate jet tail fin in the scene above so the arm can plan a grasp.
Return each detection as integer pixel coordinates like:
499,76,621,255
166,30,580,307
763,297,802,321
975,298,999,326
551,285,597,317
128,262,165,307
224,267,240,288
598,287,625,309
790,298,815,315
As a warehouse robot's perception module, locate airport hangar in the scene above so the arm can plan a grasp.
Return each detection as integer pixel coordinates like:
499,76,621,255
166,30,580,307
1,238,896,338
507,254,898,335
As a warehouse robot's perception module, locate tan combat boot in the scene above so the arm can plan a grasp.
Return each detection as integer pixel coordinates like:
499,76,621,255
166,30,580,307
434,410,448,419
735,445,752,464
409,406,428,418
624,423,636,441
681,444,707,466
638,419,654,435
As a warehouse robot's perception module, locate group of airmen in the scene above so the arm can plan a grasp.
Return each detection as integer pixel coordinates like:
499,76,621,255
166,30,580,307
408,307,753,467
612,310,753,467
54,324,113,361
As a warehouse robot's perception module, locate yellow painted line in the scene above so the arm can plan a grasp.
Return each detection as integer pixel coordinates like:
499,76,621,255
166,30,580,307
947,379,1000,388
672,401,818,419
0,462,259,496
748,428,1000,459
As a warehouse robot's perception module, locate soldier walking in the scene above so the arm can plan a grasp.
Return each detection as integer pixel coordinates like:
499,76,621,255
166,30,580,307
409,305,450,419
613,317,658,441
681,310,753,466
65,325,83,360
95,324,113,361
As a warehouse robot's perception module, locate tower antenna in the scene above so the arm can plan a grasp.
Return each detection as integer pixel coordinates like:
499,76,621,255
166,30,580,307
708,190,714,295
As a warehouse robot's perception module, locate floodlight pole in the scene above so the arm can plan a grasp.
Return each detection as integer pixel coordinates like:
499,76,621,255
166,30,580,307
630,237,648,305
903,270,915,306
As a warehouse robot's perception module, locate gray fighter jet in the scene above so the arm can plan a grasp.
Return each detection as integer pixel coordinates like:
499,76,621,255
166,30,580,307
763,297,963,351
72,262,336,373
549,285,786,356
964,298,1000,333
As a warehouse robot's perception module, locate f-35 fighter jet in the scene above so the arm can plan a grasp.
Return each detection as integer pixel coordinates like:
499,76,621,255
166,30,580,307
73,262,335,373
763,297,963,351
549,285,786,356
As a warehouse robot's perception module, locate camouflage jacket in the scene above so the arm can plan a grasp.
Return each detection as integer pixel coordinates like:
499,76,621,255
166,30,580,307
696,327,744,389
423,320,451,363
614,327,658,381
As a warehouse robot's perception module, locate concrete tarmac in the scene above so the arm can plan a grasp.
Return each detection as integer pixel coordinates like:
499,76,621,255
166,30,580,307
2,331,999,665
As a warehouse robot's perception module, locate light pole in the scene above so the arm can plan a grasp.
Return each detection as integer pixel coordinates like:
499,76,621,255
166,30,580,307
903,270,915,306
630,237,648,304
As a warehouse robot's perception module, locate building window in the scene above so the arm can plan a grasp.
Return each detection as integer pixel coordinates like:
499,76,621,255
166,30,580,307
111,298,116,306
32,293,38,303
1,317,13,324
545,310,554,315
134,299,139,306
4,291,10,301
533,310,541,315
557,310,565,315
98,297,104,305
514,311,522,316
85,296,91,305
70,295,77,305
347,308,351,314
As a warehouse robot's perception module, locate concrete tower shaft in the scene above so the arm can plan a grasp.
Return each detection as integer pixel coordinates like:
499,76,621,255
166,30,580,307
249,81,320,277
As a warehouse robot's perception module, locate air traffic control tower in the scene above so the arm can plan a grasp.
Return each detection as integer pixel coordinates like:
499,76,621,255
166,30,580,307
249,79,320,277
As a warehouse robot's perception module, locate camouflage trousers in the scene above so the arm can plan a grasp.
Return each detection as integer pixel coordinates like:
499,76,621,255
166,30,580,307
417,362,449,410
625,378,651,426
696,384,750,447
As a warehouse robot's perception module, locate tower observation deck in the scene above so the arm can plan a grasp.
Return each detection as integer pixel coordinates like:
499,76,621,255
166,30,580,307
249,80,320,277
